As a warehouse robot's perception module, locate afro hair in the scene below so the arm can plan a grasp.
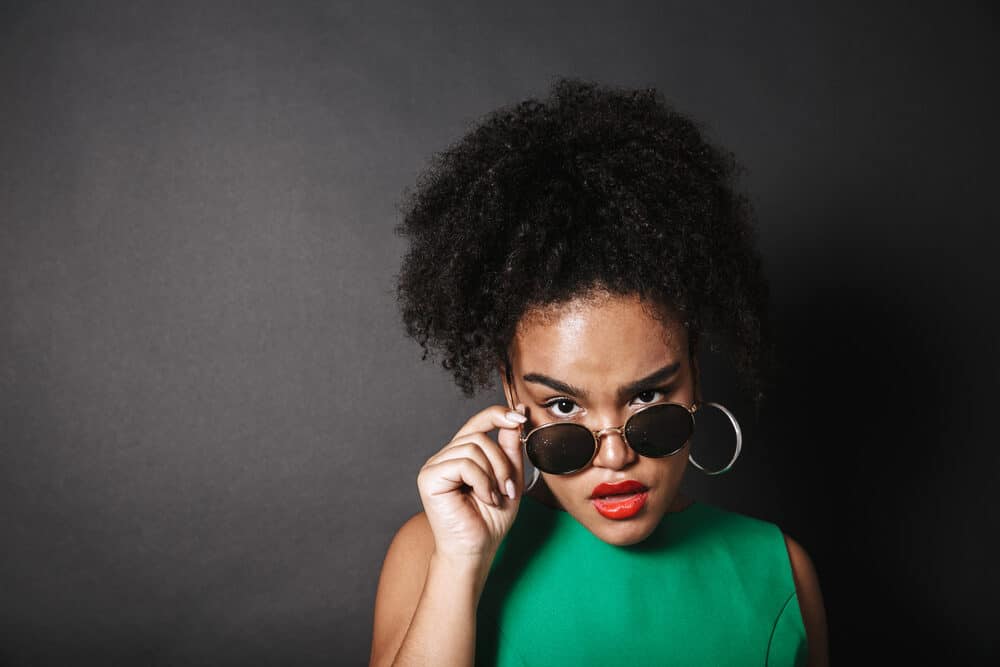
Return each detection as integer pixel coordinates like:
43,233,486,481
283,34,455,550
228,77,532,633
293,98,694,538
395,78,772,405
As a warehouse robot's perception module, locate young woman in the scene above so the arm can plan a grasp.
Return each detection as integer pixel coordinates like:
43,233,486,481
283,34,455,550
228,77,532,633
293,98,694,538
369,79,828,666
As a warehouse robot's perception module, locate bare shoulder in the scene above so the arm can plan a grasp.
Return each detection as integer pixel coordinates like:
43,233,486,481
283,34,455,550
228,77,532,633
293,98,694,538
384,511,435,568
783,534,830,667
370,512,435,667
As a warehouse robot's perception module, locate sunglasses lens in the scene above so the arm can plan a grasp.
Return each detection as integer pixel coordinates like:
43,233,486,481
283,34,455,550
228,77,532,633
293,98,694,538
624,404,693,457
525,424,596,474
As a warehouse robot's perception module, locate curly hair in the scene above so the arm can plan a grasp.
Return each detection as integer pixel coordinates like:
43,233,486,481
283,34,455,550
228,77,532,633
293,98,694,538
395,78,772,406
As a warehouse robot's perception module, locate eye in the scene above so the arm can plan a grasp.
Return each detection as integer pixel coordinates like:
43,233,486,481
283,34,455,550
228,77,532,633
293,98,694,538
543,398,582,418
631,389,665,405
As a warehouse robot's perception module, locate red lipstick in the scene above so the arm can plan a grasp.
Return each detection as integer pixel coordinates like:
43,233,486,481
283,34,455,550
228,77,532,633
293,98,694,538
590,480,649,520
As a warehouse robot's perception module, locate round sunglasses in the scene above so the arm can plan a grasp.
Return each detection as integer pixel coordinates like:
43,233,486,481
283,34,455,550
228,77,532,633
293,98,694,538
520,402,697,475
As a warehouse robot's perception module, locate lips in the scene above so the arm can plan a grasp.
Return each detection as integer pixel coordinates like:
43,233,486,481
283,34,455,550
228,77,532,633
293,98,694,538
591,480,647,498
590,480,649,520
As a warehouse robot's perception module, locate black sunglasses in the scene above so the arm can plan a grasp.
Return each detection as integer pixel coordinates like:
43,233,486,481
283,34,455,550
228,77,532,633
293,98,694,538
520,402,697,475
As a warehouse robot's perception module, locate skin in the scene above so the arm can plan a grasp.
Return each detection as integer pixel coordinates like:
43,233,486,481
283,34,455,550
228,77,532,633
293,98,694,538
369,291,829,666
501,291,696,546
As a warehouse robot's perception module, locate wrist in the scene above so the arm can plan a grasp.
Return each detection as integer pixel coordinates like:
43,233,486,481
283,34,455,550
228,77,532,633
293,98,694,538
429,550,495,598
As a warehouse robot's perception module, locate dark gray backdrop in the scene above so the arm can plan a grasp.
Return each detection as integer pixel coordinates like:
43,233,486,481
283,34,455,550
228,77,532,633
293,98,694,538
2,1,997,665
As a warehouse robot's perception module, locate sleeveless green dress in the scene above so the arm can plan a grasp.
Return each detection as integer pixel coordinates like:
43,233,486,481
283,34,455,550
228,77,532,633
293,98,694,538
476,497,807,666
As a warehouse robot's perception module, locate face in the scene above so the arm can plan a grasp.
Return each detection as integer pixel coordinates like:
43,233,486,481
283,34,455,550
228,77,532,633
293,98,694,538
501,291,698,546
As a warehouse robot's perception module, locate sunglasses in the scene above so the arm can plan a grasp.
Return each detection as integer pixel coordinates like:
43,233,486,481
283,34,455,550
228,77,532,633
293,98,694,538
520,402,697,475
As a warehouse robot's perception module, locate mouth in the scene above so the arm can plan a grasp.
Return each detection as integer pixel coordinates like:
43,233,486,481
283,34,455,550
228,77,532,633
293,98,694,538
591,479,647,499
590,480,649,520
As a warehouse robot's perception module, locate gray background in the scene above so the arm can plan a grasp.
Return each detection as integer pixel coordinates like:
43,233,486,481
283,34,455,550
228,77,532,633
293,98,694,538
2,1,997,664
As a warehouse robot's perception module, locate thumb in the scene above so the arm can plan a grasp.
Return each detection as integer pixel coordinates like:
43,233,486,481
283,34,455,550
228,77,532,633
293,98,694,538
496,403,526,491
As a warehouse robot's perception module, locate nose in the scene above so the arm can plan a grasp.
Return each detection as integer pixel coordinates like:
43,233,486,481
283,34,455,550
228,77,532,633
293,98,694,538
591,426,638,471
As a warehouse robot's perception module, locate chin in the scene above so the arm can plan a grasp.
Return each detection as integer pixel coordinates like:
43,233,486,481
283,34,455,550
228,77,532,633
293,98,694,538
583,508,662,546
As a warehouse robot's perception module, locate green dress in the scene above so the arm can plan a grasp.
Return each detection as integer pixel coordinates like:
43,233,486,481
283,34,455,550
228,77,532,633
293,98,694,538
476,497,807,666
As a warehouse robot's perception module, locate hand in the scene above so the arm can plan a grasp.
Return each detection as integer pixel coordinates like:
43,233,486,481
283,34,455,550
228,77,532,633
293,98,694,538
417,404,527,567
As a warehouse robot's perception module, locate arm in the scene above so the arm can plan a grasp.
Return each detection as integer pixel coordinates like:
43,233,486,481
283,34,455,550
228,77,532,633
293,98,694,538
369,512,493,667
369,405,527,667
784,534,829,667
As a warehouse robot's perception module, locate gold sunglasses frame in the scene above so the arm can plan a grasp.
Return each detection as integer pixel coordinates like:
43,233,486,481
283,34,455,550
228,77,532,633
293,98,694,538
519,401,699,475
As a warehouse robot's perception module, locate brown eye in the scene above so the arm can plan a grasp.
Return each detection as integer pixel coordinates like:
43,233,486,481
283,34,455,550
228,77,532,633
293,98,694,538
633,389,665,405
544,398,581,418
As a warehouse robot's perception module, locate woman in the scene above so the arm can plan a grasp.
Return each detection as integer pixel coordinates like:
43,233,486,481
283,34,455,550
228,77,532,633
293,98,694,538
369,79,828,666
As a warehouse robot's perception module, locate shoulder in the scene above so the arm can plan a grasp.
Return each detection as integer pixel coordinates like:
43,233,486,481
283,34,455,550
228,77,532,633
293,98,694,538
370,512,434,666
375,511,435,596
683,501,782,543
385,511,435,564
683,505,829,664
782,534,830,667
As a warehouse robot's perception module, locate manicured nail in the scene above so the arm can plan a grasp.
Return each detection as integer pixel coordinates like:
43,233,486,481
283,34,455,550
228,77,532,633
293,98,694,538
505,410,527,424
505,478,516,499
491,490,501,506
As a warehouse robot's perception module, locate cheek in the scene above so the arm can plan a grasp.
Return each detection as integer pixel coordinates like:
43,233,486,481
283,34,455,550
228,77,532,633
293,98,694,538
539,473,573,495
540,451,689,498
643,449,691,486
663,447,691,475
539,472,592,505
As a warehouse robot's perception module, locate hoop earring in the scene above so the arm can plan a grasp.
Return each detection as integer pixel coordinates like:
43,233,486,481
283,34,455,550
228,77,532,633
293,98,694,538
525,466,540,492
688,401,742,476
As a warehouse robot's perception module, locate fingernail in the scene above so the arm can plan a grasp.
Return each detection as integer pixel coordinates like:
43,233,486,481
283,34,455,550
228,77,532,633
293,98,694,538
505,478,516,499
504,410,527,424
491,490,501,506
516,403,526,415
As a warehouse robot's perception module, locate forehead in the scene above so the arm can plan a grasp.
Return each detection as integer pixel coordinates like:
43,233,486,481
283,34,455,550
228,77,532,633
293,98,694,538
509,293,687,384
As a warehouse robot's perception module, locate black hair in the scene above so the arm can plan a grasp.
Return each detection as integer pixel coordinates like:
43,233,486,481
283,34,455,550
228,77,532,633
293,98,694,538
395,78,772,406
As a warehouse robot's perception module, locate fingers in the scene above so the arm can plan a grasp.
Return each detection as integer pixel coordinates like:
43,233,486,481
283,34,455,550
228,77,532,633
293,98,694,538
453,404,527,440
419,404,527,506
494,404,526,489
419,457,500,507
450,404,526,499
435,436,515,500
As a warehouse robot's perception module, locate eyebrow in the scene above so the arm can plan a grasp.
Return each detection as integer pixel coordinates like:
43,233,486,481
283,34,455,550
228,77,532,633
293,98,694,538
522,361,681,402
